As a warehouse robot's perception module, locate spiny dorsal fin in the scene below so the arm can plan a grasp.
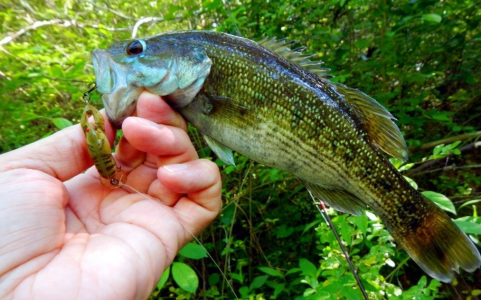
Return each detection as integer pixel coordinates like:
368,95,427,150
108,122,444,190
258,37,330,78
333,83,409,161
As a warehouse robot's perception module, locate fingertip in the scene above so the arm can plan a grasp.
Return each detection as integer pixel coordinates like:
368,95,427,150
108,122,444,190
158,160,222,212
137,91,187,131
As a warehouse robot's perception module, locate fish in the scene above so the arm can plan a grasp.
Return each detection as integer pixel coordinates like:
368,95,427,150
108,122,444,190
91,30,481,282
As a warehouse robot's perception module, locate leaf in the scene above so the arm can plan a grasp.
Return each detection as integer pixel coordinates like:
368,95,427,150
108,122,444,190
156,266,170,291
179,243,207,259
299,258,317,278
350,215,368,236
249,275,268,290
458,199,481,210
453,220,481,235
403,176,418,190
422,191,456,215
208,273,220,285
51,117,73,129
258,266,283,277
171,262,198,293
276,224,294,238
422,14,442,23
341,287,361,300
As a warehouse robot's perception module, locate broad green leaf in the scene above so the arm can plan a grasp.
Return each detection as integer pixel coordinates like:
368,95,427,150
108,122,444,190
51,118,73,130
156,266,170,291
258,266,283,277
351,215,368,236
453,220,481,235
422,191,456,214
171,262,198,293
179,243,207,259
220,203,236,225
249,275,268,290
341,287,361,300
422,14,442,23
299,258,317,278
208,273,220,285
273,282,285,297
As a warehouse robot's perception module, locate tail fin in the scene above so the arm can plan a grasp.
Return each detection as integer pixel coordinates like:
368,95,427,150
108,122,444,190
390,201,481,282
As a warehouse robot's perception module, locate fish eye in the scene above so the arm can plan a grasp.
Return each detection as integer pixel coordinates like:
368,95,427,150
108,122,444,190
126,40,145,56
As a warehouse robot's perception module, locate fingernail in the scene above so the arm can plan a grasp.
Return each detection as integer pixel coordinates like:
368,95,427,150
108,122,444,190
163,164,188,172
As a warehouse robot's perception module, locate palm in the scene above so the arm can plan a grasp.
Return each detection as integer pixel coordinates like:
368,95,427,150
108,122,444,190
0,93,221,300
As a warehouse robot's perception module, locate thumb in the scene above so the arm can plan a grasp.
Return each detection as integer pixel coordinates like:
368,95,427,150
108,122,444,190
0,116,116,181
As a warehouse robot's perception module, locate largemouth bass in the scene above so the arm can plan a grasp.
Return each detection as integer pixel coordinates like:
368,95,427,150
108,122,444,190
91,30,480,282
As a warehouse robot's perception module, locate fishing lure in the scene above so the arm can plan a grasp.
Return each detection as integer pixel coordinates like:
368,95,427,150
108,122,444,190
81,83,126,188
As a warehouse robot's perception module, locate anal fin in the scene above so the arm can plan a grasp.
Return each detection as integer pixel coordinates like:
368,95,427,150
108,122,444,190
300,179,366,216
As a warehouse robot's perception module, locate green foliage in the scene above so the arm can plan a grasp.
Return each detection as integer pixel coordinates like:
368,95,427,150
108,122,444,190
2,0,480,299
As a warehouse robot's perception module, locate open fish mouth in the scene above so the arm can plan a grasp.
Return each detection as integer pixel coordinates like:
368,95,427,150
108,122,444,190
92,50,142,128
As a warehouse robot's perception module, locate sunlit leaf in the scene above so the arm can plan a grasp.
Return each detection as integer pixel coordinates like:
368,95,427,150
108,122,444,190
422,14,442,23
459,199,481,210
51,118,73,129
422,191,456,214
172,262,198,293
156,266,170,291
453,218,481,235
179,243,207,259
299,258,317,278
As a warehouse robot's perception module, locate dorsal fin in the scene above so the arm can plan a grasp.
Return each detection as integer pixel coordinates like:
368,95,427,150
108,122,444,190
257,37,331,78
332,83,409,161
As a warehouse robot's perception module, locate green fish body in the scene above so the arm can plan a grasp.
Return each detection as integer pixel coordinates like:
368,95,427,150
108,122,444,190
92,30,480,282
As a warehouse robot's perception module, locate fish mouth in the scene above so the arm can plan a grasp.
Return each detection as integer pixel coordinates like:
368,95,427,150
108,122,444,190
92,50,141,128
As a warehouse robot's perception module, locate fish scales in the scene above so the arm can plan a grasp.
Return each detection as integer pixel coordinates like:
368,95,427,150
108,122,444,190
92,30,480,282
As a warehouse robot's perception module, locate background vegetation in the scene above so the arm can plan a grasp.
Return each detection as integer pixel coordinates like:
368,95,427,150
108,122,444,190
1,0,480,299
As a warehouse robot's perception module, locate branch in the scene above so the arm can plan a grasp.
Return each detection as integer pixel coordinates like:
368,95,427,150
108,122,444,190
0,19,62,46
0,19,131,46
418,131,481,150
412,164,481,176
87,2,135,20
407,141,481,176
131,17,164,39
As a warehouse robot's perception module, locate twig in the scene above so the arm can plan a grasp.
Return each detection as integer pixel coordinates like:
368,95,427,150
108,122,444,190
131,17,164,39
87,1,134,20
0,19,131,46
413,164,481,176
418,131,481,150
43,75,91,83
0,19,62,46
407,141,481,176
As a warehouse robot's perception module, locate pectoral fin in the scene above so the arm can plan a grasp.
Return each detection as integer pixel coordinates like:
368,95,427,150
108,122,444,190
203,134,236,166
300,179,366,216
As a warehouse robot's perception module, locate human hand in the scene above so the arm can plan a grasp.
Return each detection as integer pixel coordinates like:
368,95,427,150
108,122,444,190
0,92,222,300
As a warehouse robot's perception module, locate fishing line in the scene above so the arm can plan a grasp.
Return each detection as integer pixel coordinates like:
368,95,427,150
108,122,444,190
308,191,369,300
120,183,240,299
220,0,241,36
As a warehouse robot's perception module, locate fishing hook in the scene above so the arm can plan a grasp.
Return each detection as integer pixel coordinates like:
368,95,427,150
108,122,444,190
83,82,97,103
